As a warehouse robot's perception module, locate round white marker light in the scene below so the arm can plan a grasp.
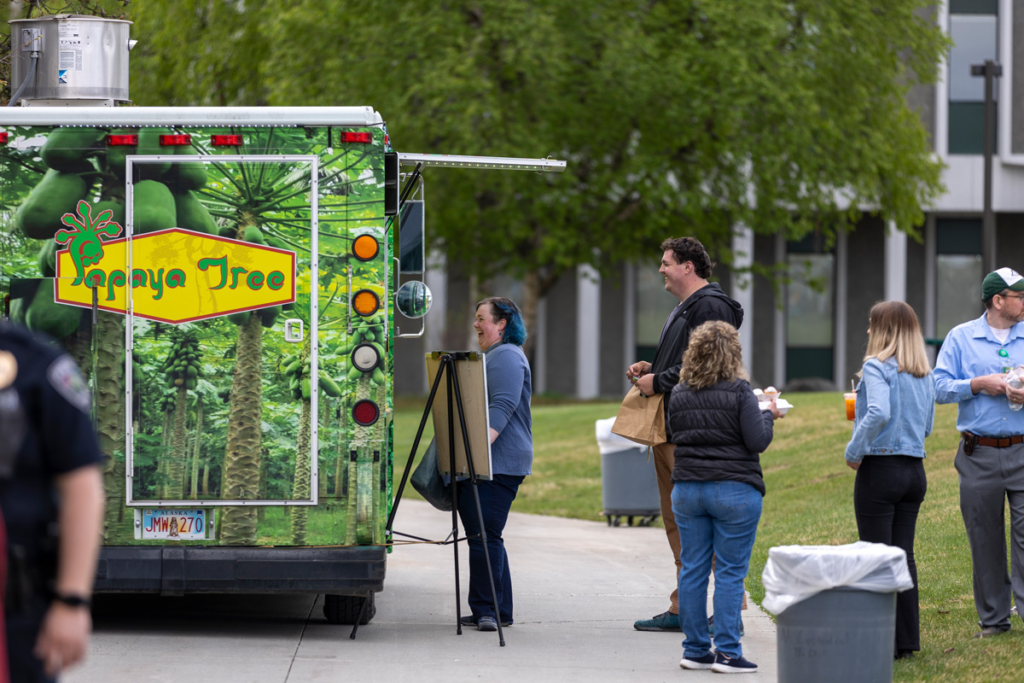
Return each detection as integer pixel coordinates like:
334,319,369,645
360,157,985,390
352,343,380,373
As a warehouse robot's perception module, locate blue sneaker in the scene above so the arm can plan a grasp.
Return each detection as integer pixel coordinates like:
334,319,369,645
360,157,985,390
633,610,680,632
679,652,715,670
477,616,498,632
710,652,757,674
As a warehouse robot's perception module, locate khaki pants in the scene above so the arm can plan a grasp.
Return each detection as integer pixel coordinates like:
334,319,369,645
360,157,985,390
654,442,746,614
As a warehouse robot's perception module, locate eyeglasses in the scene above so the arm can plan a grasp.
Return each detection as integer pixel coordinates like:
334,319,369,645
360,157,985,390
1001,293,1024,301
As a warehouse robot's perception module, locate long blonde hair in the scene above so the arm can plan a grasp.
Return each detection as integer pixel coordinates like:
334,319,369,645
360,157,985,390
680,321,747,390
861,301,930,378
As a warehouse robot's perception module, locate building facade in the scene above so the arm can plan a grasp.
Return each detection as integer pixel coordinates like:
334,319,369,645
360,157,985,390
395,0,1024,398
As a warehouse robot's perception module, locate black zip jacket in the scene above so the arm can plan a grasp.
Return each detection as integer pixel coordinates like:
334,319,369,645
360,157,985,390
667,378,773,496
650,283,744,396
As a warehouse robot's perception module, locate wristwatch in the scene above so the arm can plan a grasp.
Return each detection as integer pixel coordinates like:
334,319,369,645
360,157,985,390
53,593,92,609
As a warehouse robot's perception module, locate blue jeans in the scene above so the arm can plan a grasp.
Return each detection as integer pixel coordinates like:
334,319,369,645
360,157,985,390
672,480,762,659
457,474,524,624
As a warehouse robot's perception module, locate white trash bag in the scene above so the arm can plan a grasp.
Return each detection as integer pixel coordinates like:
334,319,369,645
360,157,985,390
762,541,913,615
595,416,644,455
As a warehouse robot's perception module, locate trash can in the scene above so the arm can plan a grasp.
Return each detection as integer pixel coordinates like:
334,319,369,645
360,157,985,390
762,542,914,683
595,417,660,527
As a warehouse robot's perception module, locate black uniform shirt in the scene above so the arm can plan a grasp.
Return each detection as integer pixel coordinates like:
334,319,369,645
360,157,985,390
0,323,104,556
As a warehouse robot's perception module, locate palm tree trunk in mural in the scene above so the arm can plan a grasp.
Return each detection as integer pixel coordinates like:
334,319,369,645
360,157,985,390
94,312,125,540
291,336,312,545
190,396,204,499
168,384,187,500
220,311,264,544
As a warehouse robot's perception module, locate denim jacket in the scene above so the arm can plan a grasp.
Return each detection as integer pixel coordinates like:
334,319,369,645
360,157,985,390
844,357,936,463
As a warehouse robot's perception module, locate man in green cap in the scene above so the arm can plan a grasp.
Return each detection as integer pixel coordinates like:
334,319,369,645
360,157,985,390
935,267,1024,638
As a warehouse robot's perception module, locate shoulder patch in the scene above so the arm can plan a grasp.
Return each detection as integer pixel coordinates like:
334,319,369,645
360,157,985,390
47,355,92,413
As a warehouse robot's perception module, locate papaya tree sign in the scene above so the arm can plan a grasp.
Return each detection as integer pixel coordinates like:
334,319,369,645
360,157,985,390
54,202,296,324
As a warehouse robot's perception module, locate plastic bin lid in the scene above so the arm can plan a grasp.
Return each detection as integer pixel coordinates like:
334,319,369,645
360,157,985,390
595,417,645,454
761,541,913,615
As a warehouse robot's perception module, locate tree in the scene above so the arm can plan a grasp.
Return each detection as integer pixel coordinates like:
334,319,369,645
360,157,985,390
252,0,949,351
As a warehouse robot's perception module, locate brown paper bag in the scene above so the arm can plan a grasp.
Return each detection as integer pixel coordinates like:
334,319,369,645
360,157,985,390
611,385,666,447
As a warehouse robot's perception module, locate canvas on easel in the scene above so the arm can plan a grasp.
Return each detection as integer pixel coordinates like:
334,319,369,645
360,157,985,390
425,351,492,480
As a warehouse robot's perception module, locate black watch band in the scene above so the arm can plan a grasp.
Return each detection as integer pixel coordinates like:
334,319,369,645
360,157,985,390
53,593,91,609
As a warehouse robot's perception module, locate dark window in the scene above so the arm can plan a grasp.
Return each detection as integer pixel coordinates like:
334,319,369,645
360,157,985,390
948,10,998,155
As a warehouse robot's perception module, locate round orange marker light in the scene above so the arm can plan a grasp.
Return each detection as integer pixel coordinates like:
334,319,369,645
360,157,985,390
352,289,381,316
353,235,379,261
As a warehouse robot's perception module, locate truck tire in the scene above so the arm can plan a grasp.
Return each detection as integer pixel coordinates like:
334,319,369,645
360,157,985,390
323,593,375,625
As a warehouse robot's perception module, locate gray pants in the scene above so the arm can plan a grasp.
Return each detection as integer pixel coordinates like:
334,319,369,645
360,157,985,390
955,441,1024,629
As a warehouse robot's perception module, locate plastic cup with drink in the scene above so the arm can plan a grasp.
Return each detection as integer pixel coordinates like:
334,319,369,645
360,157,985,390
845,379,857,421
1009,366,1024,412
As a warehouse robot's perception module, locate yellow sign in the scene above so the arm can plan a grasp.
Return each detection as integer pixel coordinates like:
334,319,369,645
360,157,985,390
55,227,296,324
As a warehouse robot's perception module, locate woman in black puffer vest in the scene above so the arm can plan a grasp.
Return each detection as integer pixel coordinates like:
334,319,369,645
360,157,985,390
670,321,782,675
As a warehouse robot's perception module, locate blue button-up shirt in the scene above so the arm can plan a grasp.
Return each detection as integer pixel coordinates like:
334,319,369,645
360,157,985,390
934,313,1024,437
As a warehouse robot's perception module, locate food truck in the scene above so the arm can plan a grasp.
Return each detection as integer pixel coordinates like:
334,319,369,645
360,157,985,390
0,14,564,624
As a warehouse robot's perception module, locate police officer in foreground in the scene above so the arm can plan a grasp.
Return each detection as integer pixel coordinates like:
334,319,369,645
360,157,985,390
1,321,104,682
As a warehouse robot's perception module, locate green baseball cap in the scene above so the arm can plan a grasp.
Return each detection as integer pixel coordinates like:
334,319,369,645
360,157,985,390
982,267,1024,301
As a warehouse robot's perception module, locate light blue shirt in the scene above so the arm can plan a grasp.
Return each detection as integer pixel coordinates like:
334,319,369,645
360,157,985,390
844,357,935,463
934,313,1024,437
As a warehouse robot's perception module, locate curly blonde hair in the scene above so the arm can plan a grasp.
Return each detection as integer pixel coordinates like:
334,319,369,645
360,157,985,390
680,321,747,390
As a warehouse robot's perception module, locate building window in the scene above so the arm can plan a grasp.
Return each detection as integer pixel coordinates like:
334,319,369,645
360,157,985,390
947,1,998,155
936,218,983,338
786,234,834,382
635,261,680,363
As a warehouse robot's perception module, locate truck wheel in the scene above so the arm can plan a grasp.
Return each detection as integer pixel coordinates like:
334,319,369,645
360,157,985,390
323,593,376,625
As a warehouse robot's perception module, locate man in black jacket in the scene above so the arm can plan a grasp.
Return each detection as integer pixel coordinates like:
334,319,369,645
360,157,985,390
626,237,744,632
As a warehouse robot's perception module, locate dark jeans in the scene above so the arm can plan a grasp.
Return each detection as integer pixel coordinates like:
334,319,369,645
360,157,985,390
7,595,56,683
457,474,525,624
854,455,927,653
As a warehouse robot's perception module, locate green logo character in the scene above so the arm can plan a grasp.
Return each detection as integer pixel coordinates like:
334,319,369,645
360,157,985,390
54,200,123,285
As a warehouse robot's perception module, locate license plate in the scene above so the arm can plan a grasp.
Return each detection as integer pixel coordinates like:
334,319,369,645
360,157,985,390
138,509,210,540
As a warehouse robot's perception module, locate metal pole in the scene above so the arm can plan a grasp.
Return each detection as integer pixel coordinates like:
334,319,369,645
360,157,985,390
982,59,996,274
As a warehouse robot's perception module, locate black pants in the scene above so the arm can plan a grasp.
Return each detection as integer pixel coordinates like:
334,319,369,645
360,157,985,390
853,455,927,653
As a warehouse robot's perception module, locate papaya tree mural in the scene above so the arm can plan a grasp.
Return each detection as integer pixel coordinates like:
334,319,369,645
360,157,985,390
0,123,391,547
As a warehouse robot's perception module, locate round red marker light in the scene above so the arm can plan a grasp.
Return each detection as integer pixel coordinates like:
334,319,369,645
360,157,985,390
352,400,380,426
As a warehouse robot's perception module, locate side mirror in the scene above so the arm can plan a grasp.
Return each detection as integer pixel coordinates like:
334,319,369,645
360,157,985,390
395,281,432,319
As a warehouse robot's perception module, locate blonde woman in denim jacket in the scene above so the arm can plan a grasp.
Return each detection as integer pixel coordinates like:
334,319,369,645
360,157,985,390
845,301,936,660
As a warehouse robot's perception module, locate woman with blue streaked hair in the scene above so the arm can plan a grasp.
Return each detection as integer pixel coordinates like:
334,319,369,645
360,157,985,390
459,296,533,632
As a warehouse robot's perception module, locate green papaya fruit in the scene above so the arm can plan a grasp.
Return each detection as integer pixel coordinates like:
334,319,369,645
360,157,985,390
104,128,135,176
347,365,363,381
265,236,289,250
38,239,58,277
301,378,311,400
289,377,299,390
362,330,376,343
133,180,177,234
24,282,82,339
186,378,198,391
243,225,265,245
165,142,207,191
173,190,216,235
219,226,237,238
137,128,173,179
227,311,250,326
285,360,302,376
40,128,103,173
259,305,281,328
185,366,198,379
14,170,89,240
371,368,386,385
319,374,342,398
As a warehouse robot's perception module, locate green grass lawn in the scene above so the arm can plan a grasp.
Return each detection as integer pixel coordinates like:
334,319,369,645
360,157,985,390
395,393,1021,682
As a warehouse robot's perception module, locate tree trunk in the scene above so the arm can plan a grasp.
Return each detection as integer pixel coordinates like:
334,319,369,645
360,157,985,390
190,397,204,499
94,312,125,541
168,384,187,499
521,269,541,361
158,408,172,498
220,312,264,545
334,399,345,496
291,336,312,545
201,461,210,496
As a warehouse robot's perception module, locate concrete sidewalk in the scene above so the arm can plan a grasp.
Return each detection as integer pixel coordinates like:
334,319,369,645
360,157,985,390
289,499,778,682
67,499,777,683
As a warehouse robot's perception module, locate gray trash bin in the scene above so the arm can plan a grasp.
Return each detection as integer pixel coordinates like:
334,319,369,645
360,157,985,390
762,542,913,683
778,588,896,683
595,417,660,527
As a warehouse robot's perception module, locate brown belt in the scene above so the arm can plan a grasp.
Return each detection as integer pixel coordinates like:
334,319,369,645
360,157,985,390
962,432,1024,448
